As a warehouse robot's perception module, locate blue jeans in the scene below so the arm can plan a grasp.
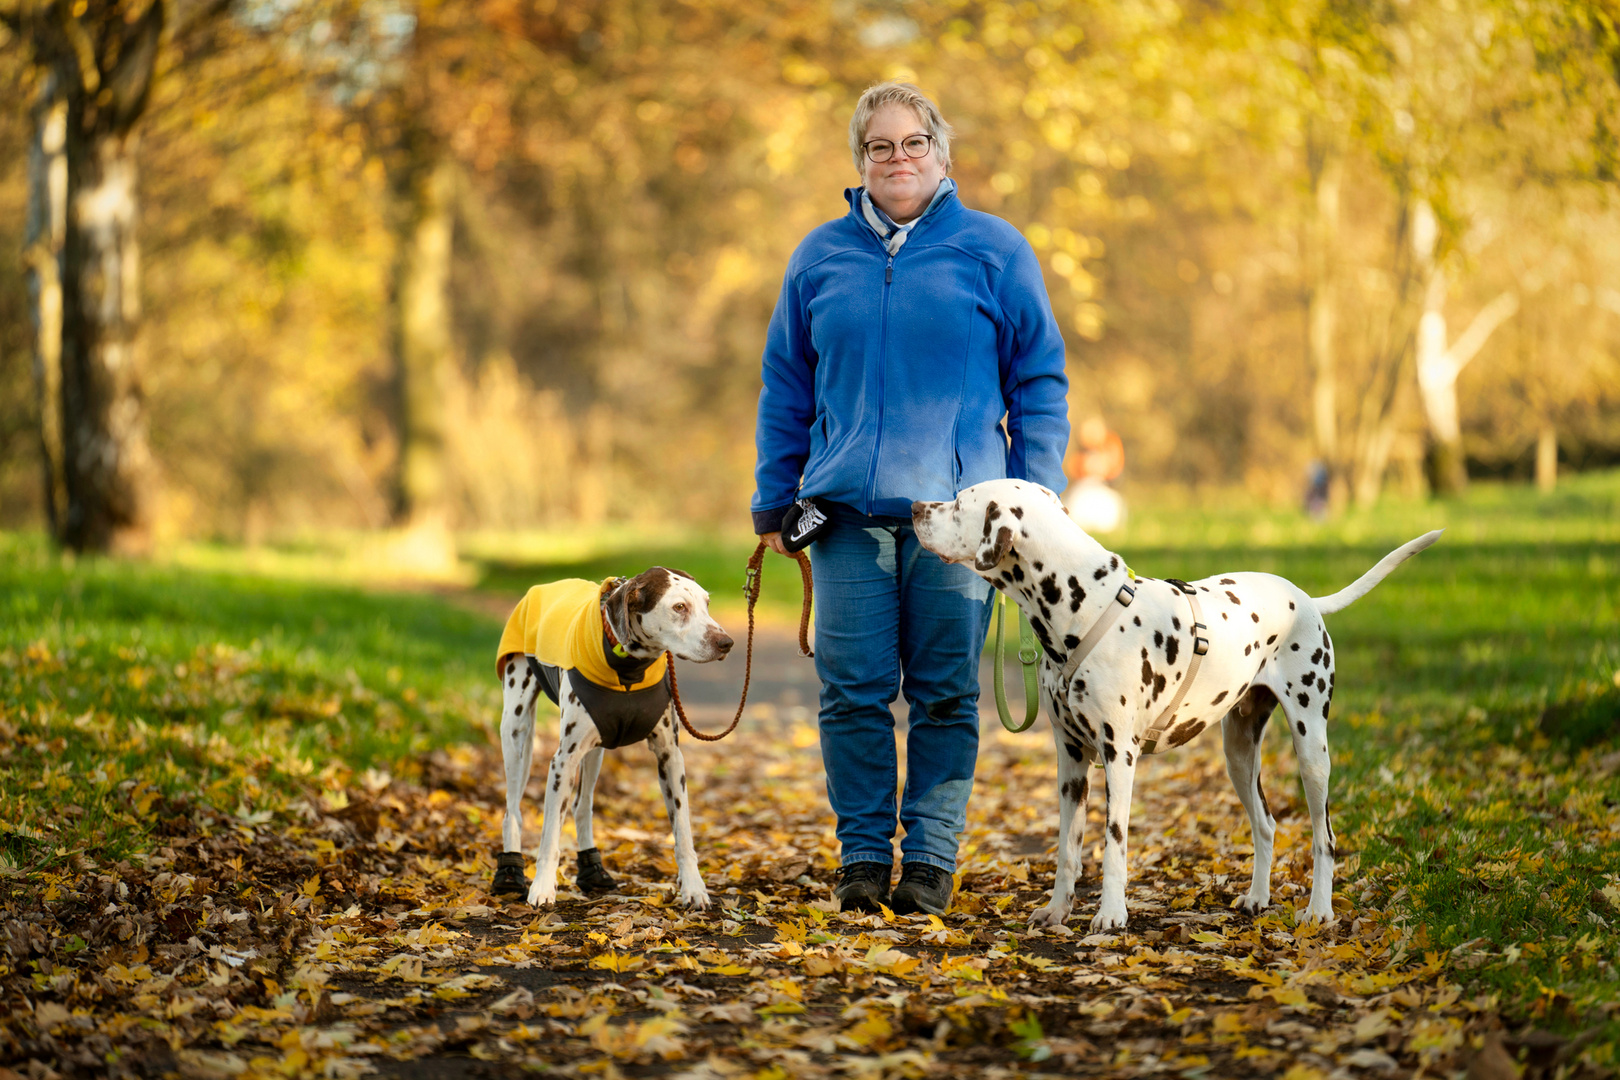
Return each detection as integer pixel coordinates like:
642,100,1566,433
809,503,994,873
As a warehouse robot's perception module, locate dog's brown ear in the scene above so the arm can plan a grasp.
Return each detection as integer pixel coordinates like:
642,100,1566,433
975,525,1014,571
625,567,675,616
604,581,632,640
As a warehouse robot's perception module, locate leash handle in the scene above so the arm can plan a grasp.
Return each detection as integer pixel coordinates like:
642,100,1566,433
669,540,814,743
992,593,1042,733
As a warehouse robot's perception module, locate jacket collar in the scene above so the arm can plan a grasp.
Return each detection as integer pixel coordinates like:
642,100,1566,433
845,178,958,253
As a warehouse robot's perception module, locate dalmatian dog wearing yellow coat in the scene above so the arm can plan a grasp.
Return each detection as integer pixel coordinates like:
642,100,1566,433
494,569,732,909
911,479,1440,931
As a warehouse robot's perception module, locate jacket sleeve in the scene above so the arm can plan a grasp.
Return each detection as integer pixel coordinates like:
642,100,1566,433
751,266,817,534
995,240,1071,494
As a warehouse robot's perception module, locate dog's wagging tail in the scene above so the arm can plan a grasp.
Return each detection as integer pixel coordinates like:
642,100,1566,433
1310,529,1443,614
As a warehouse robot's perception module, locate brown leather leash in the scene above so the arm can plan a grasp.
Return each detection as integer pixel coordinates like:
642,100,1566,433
669,540,813,742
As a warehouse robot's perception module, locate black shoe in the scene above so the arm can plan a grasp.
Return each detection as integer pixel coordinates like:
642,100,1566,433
492,851,529,897
575,847,616,894
834,861,893,914
890,863,952,916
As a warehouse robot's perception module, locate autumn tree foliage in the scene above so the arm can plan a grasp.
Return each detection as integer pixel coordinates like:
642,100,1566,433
1,0,1617,540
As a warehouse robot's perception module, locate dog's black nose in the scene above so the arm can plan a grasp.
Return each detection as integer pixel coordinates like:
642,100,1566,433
713,632,734,656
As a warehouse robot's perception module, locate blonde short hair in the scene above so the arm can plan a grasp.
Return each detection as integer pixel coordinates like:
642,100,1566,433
848,82,954,173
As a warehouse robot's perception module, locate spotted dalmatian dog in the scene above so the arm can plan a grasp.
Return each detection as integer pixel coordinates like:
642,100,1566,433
497,568,733,910
912,479,1440,930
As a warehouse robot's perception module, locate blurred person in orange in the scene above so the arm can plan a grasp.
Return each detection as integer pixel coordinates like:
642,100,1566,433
1063,416,1126,533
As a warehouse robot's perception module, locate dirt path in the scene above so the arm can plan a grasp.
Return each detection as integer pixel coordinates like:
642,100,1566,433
337,628,1504,1078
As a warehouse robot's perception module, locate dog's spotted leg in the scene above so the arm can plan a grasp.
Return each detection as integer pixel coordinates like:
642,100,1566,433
573,747,606,852
529,683,601,906
645,712,710,911
1092,728,1138,931
499,656,539,856
1223,687,1279,916
1283,668,1337,923
1031,729,1090,928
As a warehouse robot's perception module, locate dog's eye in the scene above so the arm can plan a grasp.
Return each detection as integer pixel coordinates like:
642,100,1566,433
672,602,689,616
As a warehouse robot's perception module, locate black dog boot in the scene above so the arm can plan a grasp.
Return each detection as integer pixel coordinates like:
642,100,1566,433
575,847,616,894
492,851,529,897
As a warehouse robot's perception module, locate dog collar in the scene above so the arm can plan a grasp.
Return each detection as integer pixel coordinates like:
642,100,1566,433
599,578,632,658
600,604,629,658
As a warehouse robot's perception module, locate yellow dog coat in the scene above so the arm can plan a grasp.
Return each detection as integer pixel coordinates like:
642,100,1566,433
497,579,672,748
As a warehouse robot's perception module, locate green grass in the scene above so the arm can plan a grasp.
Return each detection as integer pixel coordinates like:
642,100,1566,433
2,470,1618,1051
0,533,495,870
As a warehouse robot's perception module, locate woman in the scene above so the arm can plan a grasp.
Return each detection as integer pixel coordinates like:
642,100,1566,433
752,83,1070,915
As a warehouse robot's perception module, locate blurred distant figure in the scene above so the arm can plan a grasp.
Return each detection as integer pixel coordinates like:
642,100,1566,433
1304,459,1331,520
1063,416,1126,533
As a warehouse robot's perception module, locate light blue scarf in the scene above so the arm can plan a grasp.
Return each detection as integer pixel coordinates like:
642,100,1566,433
860,177,956,256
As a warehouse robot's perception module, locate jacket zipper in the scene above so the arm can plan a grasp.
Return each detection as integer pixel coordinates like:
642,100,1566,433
863,249,895,514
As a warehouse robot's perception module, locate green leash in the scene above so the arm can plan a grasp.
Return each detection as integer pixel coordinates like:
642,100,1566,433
992,593,1042,733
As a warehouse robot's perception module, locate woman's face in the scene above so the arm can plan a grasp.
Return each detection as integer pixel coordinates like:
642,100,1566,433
860,103,945,224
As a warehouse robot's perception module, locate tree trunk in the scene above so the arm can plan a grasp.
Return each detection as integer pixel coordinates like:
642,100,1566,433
57,114,154,552
1305,142,1344,508
1349,195,1432,507
391,152,457,529
1416,275,1519,497
1536,424,1557,492
22,2,166,553
25,72,69,536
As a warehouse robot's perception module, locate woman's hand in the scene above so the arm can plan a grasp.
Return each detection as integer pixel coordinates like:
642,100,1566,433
761,532,790,557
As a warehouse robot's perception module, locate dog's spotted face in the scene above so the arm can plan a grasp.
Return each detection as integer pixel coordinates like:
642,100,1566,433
610,567,733,663
911,480,1068,572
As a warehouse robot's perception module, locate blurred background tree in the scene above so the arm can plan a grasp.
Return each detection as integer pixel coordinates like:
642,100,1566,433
4,0,228,552
1,0,1616,549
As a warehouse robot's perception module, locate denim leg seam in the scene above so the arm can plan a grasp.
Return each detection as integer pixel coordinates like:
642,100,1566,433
813,520,906,864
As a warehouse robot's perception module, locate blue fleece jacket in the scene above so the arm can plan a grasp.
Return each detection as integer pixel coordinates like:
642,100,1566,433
751,185,1071,531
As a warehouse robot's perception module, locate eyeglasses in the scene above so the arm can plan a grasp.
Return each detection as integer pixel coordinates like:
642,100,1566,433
863,133,935,163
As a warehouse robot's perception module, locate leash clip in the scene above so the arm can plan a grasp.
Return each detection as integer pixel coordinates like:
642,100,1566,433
744,564,760,602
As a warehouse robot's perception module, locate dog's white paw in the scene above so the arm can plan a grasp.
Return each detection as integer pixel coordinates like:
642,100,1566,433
1028,900,1071,929
1236,892,1269,917
679,884,711,911
1089,902,1128,932
527,880,557,907
1296,899,1337,925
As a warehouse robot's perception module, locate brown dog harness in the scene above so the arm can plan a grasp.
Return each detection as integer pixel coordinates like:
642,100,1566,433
1056,573,1211,757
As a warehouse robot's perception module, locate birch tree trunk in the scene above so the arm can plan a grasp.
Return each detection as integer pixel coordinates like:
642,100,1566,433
1415,278,1519,496
1348,196,1430,507
25,72,69,535
58,111,155,551
20,0,166,553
